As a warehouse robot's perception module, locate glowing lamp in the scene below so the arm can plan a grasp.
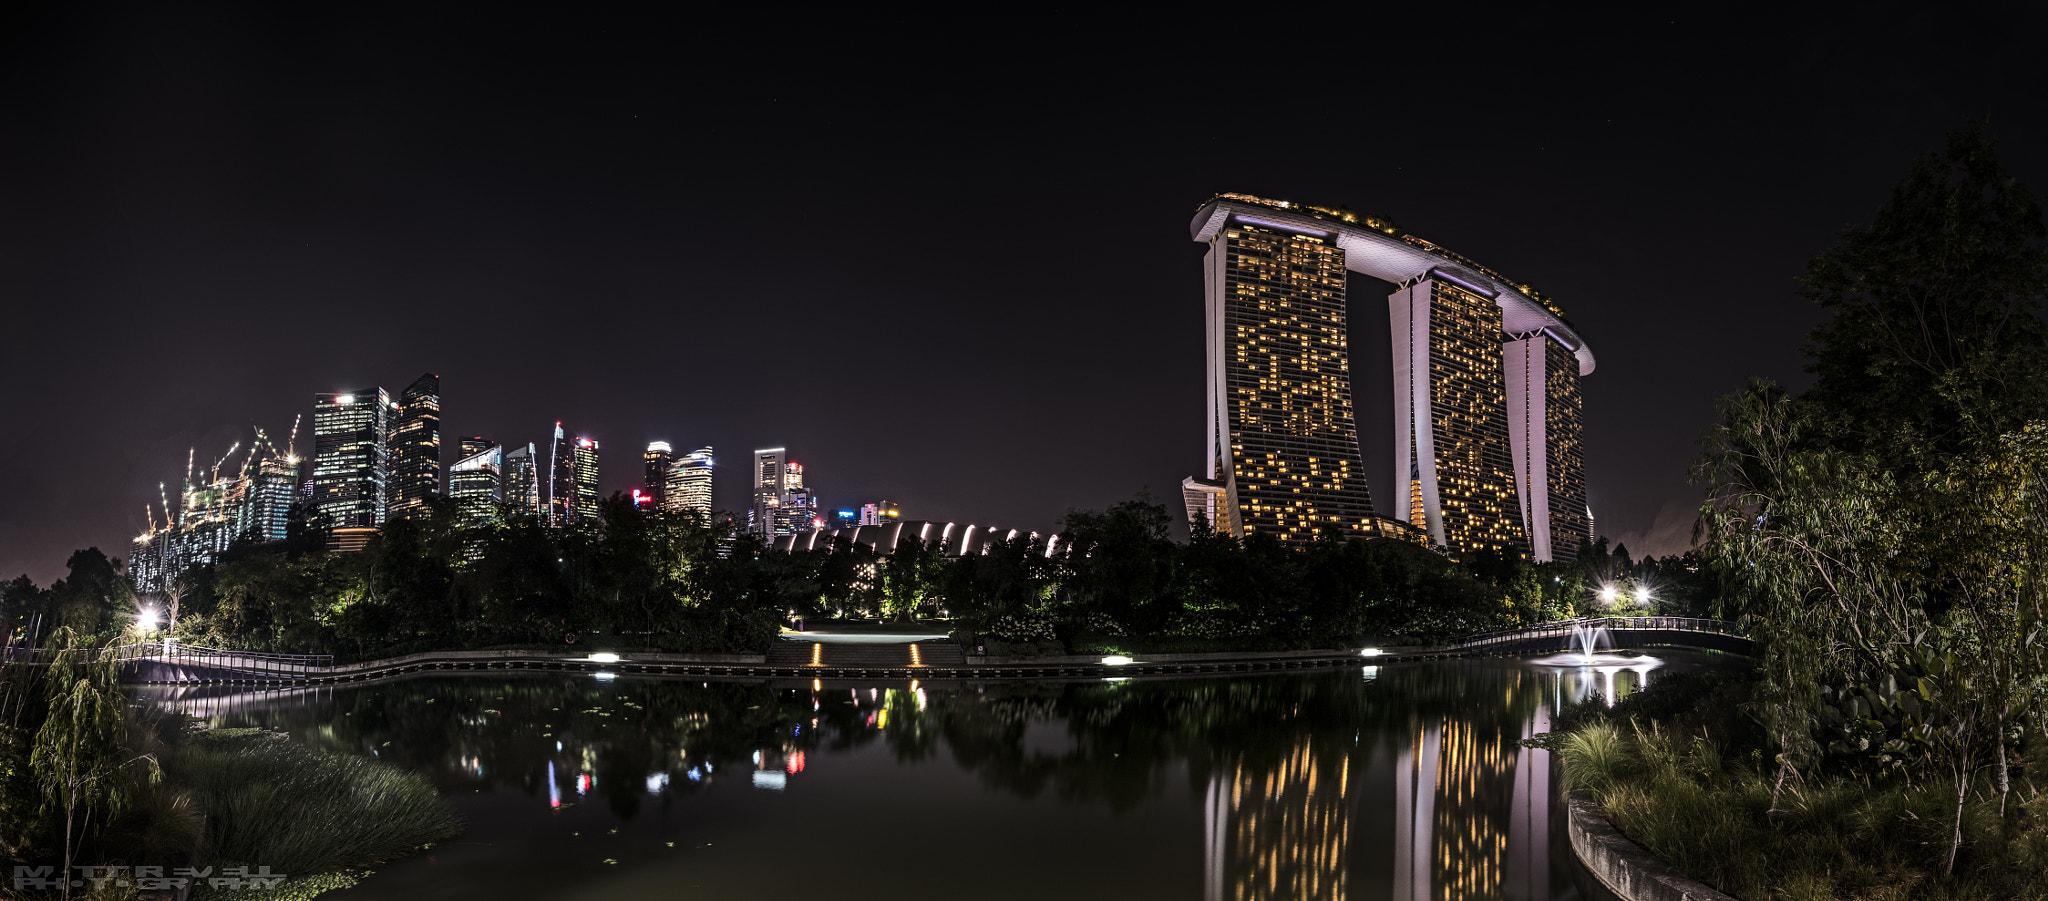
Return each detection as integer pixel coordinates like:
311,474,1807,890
137,607,159,629
1101,655,1134,666
588,652,621,664
1634,586,1651,605
1360,648,1383,657
1599,585,1618,604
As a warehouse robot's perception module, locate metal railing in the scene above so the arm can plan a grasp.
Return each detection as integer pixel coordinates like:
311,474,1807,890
1453,616,1744,649
5,642,334,678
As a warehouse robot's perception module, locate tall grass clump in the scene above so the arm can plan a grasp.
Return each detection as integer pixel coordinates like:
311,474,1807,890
165,728,461,878
1551,674,2048,900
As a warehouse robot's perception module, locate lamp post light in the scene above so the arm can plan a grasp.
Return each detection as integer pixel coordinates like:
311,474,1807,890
1598,584,1618,608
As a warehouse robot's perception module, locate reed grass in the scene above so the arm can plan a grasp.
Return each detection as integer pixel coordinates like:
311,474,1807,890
1554,684,2048,900
164,728,461,881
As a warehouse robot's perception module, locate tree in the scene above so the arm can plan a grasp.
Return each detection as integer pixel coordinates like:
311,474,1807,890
29,630,158,900
1801,122,2048,471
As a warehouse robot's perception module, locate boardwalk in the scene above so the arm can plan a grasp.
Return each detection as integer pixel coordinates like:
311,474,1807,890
69,616,1749,687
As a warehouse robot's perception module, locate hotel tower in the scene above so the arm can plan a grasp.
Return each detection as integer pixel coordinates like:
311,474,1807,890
1184,194,1594,561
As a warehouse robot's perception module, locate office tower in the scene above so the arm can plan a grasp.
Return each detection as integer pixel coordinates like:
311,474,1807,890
244,456,299,543
1392,277,1522,556
503,443,541,519
666,446,714,519
1185,219,1378,547
387,373,442,516
549,423,573,527
313,388,393,529
644,442,674,508
1506,335,1588,562
1185,194,1597,558
457,436,495,459
572,437,599,524
774,462,816,534
750,447,785,539
448,443,504,515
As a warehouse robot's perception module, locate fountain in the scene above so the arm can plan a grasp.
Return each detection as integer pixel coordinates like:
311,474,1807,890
1528,619,1662,674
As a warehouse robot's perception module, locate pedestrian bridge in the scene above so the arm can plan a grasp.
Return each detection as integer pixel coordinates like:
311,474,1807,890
1450,616,1751,656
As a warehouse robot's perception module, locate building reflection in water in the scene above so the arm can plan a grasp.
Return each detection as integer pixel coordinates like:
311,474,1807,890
1201,663,1651,901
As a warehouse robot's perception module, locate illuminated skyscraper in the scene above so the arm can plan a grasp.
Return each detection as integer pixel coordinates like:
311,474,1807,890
448,443,503,519
747,448,817,538
571,437,599,524
1392,277,1521,556
666,446,714,519
1186,220,1378,546
644,442,674,508
313,388,393,529
549,423,573,527
244,456,299,542
749,447,785,540
503,443,541,519
457,436,495,459
387,373,441,517
1505,336,1588,562
1185,194,1597,559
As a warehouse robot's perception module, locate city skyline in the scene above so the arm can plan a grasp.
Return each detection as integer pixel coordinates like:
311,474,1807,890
3,6,2045,584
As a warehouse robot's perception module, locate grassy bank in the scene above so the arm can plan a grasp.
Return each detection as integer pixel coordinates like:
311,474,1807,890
1549,675,2048,900
166,728,462,899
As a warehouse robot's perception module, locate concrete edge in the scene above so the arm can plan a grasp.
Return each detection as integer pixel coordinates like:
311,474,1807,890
1567,799,1737,901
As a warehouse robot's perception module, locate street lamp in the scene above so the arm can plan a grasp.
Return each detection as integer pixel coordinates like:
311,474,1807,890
137,607,159,631
1634,585,1652,607
1598,585,1618,606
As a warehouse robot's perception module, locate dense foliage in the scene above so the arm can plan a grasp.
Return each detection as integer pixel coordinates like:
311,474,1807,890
2,498,1713,666
1682,123,2048,879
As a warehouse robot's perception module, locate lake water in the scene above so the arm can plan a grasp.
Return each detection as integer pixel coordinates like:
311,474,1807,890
137,651,1719,900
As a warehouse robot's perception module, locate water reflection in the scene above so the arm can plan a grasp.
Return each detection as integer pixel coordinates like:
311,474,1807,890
132,653,1716,900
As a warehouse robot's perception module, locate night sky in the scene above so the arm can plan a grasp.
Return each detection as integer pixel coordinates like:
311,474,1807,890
3,4,2045,586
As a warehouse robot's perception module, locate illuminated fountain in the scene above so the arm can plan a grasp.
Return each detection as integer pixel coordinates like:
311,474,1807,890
1529,620,1661,705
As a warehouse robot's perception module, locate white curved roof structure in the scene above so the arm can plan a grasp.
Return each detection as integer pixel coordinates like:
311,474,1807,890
1191,195,1595,375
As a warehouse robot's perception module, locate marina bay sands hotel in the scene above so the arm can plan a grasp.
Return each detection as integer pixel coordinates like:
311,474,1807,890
1180,193,1592,562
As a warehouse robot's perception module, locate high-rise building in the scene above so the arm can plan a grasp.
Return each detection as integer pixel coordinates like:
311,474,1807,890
1506,335,1588,562
313,388,393,529
503,443,541,520
1184,194,1597,560
1186,220,1379,547
387,373,442,517
572,437,599,524
666,446,714,520
457,436,495,460
750,447,785,540
244,456,299,543
747,448,819,538
549,423,573,527
1392,277,1522,556
644,442,674,509
448,443,504,521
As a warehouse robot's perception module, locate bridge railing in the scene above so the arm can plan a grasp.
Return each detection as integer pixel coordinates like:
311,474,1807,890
1453,616,1743,648
4,642,334,677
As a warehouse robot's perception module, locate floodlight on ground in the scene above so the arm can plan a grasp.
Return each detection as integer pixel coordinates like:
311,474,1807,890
1101,656,1133,666
588,652,621,664
1360,648,1383,657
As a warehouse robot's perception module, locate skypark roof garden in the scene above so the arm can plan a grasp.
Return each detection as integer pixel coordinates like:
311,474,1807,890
1193,194,1595,375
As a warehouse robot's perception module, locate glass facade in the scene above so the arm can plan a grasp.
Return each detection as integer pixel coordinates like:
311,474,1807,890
666,446,713,520
644,442,673,509
448,444,503,525
313,388,392,529
503,443,541,520
572,438,599,525
387,373,441,517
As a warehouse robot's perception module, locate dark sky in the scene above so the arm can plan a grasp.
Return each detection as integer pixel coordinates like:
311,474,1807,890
3,4,2045,586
